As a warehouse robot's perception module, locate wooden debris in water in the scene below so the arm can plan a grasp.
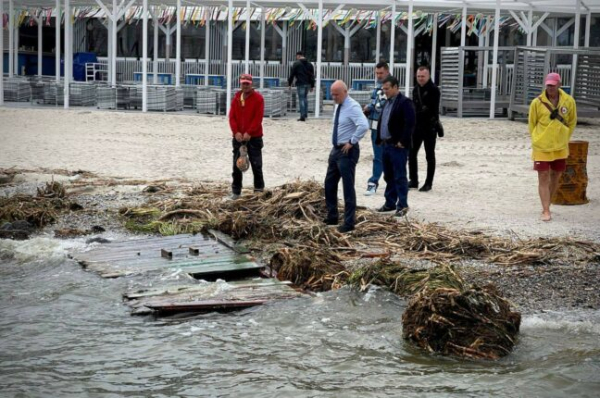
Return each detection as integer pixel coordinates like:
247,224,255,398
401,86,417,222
0,182,77,229
349,261,520,359
402,284,521,360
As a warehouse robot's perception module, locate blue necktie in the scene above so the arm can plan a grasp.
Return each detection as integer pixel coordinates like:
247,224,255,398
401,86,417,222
332,103,342,147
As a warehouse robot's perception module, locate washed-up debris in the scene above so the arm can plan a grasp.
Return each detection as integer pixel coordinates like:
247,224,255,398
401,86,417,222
37,180,66,199
403,284,521,360
348,261,520,360
0,182,81,236
117,180,599,359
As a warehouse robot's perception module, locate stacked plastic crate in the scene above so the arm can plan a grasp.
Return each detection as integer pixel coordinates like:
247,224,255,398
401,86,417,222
3,77,31,102
146,86,178,112
196,87,219,114
349,90,372,107
258,89,286,118
70,83,97,106
182,84,197,109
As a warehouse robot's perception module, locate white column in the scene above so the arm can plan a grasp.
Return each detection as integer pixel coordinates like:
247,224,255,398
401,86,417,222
142,0,148,112
260,9,265,89
461,6,467,47
14,22,19,75
431,13,438,83
405,0,413,96
37,16,43,77
176,0,181,86
153,9,158,84
584,12,591,47
490,0,501,119
389,2,396,72
315,0,323,117
111,0,117,86
165,23,171,61
526,9,533,46
483,18,490,88
8,0,13,77
245,0,251,73
64,0,70,108
55,0,61,82
0,0,4,104
375,12,381,64
205,19,210,86
226,0,233,115
282,22,288,65
570,0,580,94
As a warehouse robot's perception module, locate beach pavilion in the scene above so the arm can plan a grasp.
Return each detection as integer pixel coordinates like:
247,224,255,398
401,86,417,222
3,0,600,118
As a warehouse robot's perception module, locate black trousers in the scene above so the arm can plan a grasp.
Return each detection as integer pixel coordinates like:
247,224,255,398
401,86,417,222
232,137,264,195
409,125,437,186
324,144,360,228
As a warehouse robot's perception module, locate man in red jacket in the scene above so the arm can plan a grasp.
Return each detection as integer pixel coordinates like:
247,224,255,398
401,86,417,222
228,74,265,199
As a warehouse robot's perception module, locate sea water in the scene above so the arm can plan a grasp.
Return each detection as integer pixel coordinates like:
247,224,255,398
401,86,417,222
1,238,599,397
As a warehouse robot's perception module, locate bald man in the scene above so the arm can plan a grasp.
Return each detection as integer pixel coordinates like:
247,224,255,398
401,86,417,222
324,80,369,233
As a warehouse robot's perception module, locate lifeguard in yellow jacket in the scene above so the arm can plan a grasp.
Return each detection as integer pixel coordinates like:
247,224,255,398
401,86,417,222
528,72,577,222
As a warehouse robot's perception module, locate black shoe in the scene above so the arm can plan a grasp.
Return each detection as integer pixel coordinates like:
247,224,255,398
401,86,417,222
377,205,395,212
323,217,338,226
338,224,355,233
394,207,409,217
408,181,419,189
419,184,432,192
297,117,306,122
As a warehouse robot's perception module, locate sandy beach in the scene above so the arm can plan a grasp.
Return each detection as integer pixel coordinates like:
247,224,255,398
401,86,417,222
1,106,598,242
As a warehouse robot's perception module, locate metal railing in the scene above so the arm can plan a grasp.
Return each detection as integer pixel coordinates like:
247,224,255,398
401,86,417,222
95,58,408,89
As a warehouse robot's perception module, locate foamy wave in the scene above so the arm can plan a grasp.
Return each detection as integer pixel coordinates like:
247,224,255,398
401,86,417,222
522,312,600,335
0,237,84,264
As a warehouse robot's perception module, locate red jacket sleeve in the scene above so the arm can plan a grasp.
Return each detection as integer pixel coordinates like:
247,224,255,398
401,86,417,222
229,96,239,136
247,94,264,136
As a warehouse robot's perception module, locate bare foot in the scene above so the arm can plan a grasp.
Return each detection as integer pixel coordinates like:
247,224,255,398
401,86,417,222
541,212,552,222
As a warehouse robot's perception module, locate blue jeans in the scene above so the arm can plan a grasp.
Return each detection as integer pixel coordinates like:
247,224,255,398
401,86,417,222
297,85,309,119
368,128,383,185
324,144,360,228
382,144,409,210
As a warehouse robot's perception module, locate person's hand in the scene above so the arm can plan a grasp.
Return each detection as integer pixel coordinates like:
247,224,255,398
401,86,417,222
363,105,370,115
242,133,251,141
396,142,405,149
235,133,243,142
341,142,353,154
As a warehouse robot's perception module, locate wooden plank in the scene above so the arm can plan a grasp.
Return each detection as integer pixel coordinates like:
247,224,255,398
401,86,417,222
208,229,250,254
144,300,267,313
124,279,293,299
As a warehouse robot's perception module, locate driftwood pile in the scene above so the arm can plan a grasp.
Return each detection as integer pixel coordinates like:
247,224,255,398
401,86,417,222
349,260,521,360
118,180,600,359
0,181,82,240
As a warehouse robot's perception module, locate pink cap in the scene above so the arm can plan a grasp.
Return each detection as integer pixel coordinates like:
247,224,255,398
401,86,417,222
545,73,561,86
239,73,253,84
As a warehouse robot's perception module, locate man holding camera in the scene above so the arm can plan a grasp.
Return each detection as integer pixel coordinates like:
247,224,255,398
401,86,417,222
528,72,577,222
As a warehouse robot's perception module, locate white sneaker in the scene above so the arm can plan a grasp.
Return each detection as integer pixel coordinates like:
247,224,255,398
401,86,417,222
228,193,241,200
364,183,377,196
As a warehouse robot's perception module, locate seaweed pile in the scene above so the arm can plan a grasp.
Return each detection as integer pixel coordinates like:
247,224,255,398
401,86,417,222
116,180,600,359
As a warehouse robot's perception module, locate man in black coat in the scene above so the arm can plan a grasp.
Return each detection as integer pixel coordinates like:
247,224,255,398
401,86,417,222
288,51,315,122
376,76,416,217
409,66,441,192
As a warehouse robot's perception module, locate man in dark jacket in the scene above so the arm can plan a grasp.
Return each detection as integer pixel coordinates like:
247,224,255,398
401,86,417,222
376,76,416,217
288,51,315,121
409,66,441,192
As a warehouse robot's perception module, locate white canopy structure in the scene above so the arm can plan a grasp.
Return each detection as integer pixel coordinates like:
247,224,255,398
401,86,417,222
2,0,599,117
